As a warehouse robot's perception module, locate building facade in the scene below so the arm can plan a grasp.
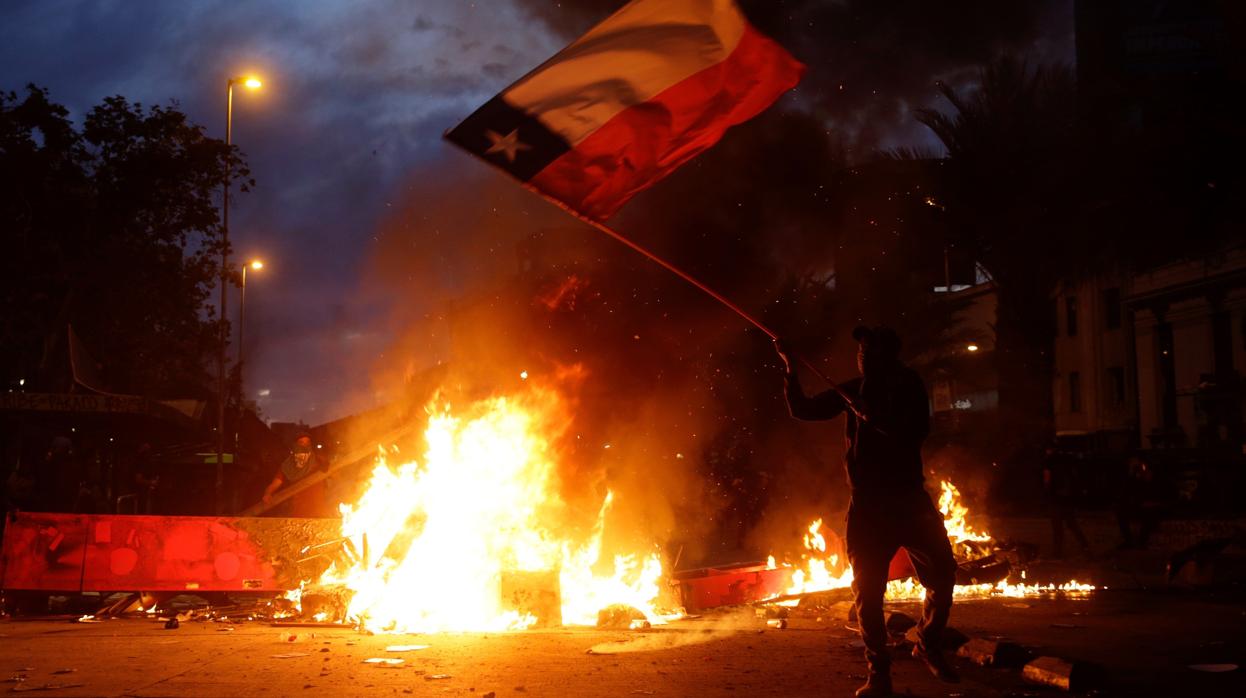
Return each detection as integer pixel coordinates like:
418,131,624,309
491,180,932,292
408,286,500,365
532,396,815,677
1052,247,1246,456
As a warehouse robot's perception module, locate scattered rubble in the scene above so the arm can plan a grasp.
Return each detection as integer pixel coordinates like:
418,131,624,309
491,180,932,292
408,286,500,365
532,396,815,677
1188,664,1238,673
11,682,86,693
956,638,1028,668
904,625,969,650
596,604,648,630
1022,656,1100,692
884,611,916,634
298,583,354,623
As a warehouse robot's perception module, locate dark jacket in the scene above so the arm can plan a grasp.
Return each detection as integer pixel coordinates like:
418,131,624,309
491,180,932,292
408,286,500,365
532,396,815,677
784,364,930,500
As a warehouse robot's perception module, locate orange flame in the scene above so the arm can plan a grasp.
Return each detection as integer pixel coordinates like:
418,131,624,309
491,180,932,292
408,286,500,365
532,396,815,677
768,480,1095,601
314,385,671,633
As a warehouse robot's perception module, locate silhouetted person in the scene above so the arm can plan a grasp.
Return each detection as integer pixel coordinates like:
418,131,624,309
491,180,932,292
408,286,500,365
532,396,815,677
120,442,160,514
776,325,958,697
1117,455,1166,549
261,433,329,517
44,435,76,511
71,445,104,514
1042,445,1090,558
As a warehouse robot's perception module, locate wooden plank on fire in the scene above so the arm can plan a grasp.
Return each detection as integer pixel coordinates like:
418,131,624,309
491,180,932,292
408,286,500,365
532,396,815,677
754,587,854,607
240,422,420,517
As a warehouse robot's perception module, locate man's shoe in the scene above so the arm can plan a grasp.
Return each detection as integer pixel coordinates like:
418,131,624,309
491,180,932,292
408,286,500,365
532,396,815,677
854,672,893,697
912,646,960,683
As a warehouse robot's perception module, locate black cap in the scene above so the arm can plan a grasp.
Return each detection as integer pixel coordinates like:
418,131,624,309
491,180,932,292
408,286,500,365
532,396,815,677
852,325,901,357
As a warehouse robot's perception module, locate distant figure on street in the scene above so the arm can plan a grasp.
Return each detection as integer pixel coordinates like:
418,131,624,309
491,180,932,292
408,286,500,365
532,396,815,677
776,325,959,697
125,442,160,514
1042,445,1090,559
1116,455,1167,549
261,432,330,517
44,435,76,511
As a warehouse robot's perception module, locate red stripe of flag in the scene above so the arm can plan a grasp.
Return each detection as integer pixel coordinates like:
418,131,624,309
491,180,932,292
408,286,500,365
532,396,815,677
528,24,804,221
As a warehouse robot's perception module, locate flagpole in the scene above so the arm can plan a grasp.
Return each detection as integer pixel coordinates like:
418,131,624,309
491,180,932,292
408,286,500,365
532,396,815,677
545,198,868,422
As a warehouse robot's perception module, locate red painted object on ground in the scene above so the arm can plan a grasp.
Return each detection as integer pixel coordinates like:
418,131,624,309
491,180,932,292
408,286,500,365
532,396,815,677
674,551,914,612
1,511,338,592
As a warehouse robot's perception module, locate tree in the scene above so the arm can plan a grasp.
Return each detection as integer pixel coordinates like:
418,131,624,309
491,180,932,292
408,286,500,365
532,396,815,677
904,58,1085,460
0,85,250,397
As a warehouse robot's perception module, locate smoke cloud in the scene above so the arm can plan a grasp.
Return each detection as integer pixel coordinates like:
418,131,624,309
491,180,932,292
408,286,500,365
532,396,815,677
348,0,1075,567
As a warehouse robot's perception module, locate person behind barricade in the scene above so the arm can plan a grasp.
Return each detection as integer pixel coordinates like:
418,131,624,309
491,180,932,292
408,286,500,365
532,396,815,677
775,325,959,697
119,442,161,514
1042,444,1091,559
260,432,330,517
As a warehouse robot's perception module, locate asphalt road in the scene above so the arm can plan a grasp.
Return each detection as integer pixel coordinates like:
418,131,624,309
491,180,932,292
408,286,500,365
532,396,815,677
1,589,1244,697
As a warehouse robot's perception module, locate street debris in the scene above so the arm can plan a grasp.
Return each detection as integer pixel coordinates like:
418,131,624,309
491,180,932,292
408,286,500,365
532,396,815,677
11,683,85,693
384,645,429,652
49,670,75,675
1166,530,1246,586
297,583,354,623
424,674,452,680
163,618,179,630
884,610,916,634
957,638,1028,668
1188,664,1238,673
1023,656,1100,692
596,604,648,630
766,618,788,629
955,554,1012,585
362,658,405,667
271,653,310,659
905,625,969,650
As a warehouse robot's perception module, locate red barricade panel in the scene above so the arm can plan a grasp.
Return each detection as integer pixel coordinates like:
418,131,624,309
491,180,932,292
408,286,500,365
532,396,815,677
1,512,89,591
3,513,339,592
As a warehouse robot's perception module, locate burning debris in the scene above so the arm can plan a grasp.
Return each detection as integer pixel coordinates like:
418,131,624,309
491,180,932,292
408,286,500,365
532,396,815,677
762,480,1096,605
283,384,678,633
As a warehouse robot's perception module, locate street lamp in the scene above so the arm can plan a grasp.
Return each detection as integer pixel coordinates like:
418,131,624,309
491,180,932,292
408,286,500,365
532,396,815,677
216,74,262,514
237,259,267,448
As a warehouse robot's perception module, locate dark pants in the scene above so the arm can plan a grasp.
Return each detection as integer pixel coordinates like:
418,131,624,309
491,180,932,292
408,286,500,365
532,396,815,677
847,492,957,675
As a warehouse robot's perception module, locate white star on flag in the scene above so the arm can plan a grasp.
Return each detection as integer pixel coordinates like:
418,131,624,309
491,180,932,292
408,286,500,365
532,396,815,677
484,128,531,163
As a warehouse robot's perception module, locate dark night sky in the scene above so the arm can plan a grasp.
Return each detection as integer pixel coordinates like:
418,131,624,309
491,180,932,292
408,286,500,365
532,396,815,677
0,0,1072,425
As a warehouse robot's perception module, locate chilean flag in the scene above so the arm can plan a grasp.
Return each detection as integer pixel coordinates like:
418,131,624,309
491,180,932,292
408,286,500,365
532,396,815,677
446,0,805,222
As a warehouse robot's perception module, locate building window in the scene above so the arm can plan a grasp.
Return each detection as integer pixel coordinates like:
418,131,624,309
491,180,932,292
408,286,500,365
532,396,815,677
1103,287,1121,329
1069,372,1082,412
1107,366,1125,406
1066,296,1078,337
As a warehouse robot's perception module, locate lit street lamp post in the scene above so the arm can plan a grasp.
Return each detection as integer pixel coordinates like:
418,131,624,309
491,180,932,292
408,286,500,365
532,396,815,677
234,259,264,453
217,75,261,515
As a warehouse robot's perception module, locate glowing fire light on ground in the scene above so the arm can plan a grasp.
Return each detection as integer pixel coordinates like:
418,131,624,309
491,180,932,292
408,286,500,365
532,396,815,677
767,480,1095,602
314,386,671,633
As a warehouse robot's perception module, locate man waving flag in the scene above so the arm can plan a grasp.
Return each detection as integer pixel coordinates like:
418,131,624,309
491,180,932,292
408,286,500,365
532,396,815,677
445,0,805,222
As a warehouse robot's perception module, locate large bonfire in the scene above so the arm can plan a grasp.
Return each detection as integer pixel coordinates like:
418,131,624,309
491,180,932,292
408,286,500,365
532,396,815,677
311,382,670,633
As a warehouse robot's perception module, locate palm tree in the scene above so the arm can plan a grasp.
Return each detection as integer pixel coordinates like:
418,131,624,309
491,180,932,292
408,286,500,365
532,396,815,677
912,56,1084,460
